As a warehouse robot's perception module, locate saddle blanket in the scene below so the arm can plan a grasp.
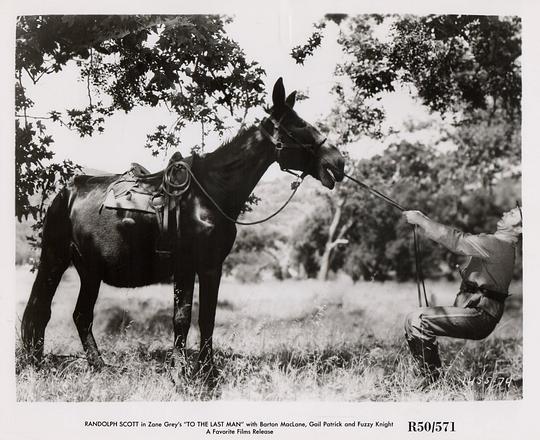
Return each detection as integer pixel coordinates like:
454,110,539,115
103,187,161,214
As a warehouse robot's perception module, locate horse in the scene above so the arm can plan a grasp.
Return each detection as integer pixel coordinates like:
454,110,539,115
20,78,345,377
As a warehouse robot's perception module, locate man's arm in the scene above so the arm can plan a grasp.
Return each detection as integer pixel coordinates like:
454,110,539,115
403,210,491,259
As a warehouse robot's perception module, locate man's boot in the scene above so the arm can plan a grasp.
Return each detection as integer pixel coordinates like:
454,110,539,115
407,337,442,385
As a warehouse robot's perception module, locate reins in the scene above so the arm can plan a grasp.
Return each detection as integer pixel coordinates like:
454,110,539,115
168,109,323,226
159,108,317,226
344,172,429,308
162,160,305,226
161,108,428,307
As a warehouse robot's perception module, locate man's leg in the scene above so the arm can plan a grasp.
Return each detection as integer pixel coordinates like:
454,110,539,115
404,306,498,382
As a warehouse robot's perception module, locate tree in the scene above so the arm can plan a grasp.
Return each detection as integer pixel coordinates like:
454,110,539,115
293,140,515,281
288,14,521,281
16,15,266,223
292,14,521,178
291,188,352,280
293,14,520,121
223,228,289,282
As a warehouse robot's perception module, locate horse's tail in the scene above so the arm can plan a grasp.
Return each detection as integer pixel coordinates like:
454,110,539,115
21,186,72,364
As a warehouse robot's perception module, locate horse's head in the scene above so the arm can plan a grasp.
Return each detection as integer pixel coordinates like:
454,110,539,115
262,78,345,189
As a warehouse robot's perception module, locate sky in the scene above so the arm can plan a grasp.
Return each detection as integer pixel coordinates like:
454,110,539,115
22,11,440,179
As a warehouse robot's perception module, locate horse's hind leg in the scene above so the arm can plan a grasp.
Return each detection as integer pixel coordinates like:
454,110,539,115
21,189,71,364
21,252,69,363
72,266,105,370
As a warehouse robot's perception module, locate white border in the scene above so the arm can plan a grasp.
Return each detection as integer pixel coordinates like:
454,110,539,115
1,1,539,439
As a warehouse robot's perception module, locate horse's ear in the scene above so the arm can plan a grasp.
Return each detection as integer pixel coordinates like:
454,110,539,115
285,91,296,109
272,77,286,109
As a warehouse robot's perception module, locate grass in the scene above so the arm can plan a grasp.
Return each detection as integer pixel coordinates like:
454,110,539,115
15,266,522,402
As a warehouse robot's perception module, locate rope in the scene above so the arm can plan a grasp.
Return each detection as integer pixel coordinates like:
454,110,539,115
413,226,430,307
161,162,429,307
343,173,406,211
162,162,191,197
165,160,303,226
343,172,428,307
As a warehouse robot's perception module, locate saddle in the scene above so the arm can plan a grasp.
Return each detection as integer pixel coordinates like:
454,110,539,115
102,152,191,256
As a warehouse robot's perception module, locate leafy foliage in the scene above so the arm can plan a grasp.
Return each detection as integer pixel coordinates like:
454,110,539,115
389,15,521,117
290,20,327,65
15,118,80,220
293,142,519,281
288,14,521,281
16,15,266,221
293,14,521,140
224,228,288,282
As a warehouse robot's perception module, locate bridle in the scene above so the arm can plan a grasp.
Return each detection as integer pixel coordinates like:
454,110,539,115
160,109,328,227
259,108,327,178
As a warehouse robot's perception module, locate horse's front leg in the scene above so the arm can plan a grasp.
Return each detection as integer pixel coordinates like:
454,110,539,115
172,263,196,374
196,267,222,378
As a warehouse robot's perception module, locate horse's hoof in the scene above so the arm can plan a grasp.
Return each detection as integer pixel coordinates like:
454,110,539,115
168,371,182,388
167,350,191,377
25,355,44,370
101,363,128,374
19,344,44,369
167,364,190,388
194,362,220,386
88,359,107,372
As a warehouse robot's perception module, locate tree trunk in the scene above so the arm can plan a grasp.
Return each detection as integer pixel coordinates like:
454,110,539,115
317,245,333,281
317,198,352,281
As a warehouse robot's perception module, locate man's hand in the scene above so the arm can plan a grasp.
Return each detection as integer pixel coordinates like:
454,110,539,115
403,210,430,227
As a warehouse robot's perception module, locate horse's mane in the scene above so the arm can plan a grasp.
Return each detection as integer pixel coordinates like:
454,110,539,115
194,125,260,172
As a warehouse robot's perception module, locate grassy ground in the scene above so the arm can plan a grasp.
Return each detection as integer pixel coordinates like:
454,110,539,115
15,266,522,402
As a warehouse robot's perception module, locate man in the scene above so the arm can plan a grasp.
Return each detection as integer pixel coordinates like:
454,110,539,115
403,205,522,384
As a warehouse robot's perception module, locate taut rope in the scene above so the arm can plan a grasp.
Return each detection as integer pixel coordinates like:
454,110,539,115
344,172,429,308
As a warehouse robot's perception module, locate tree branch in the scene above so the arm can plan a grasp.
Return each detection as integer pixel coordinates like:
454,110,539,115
328,238,349,250
15,114,77,131
16,72,29,127
86,48,94,107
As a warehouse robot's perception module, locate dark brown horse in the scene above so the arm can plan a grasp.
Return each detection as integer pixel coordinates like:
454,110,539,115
21,78,345,376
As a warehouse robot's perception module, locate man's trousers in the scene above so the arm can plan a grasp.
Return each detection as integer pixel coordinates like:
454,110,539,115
404,306,499,379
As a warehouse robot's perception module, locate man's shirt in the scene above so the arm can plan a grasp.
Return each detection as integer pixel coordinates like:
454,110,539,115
419,218,516,319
